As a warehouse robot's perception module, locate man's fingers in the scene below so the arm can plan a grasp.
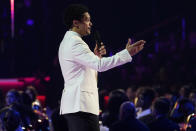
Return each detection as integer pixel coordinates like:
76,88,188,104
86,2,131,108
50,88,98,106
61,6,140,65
139,44,144,51
95,44,98,50
126,38,132,48
128,38,132,44
133,40,146,47
100,49,106,55
138,44,144,52
126,43,129,48
99,45,105,51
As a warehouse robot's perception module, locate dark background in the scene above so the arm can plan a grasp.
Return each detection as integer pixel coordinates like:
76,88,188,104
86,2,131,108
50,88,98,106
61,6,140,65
0,0,196,108
0,0,195,76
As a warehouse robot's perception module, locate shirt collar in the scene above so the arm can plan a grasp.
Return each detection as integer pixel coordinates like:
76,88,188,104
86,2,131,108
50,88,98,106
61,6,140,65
137,108,151,119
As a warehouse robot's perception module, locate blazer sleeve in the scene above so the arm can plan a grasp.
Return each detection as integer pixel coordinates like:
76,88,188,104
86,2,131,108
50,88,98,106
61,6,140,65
72,40,132,72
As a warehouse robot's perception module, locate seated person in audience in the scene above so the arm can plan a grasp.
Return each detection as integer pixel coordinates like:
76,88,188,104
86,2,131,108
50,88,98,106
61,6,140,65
126,85,137,103
101,89,128,128
170,98,195,129
135,87,156,125
149,97,180,131
189,89,196,112
179,85,191,99
110,101,149,131
25,85,40,105
5,89,21,106
0,109,23,131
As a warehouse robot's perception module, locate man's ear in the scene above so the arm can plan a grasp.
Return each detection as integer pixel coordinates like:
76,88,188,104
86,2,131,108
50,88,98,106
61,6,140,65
73,20,79,28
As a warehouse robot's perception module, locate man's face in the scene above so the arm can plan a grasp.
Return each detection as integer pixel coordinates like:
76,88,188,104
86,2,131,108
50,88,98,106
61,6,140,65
6,92,16,105
136,94,144,107
78,12,92,36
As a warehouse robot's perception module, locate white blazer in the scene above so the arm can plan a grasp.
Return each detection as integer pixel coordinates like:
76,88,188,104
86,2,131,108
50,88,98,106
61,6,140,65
58,31,132,115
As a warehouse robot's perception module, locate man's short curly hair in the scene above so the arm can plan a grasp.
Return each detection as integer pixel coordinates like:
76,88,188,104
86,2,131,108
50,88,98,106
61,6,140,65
63,4,89,29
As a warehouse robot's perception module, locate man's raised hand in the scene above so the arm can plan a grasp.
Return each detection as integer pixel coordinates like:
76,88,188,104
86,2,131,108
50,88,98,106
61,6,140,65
126,38,145,56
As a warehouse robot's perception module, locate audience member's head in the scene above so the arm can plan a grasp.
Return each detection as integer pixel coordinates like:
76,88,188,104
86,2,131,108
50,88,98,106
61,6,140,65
136,88,156,110
119,101,136,120
102,89,128,126
179,85,191,99
154,85,172,99
189,89,196,102
108,89,128,115
25,85,38,103
126,85,137,102
134,87,145,106
5,89,20,106
19,91,32,107
152,97,171,117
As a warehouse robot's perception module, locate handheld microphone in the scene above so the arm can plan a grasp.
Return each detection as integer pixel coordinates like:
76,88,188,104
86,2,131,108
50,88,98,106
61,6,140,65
93,30,102,48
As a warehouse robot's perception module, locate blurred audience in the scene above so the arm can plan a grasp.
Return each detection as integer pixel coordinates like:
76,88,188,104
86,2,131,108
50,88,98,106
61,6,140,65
170,98,195,128
149,97,180,131
135,87,156,125
110,101,149,131
101,89,128,128
126,85,137,103
25,85,39,105
0,88,50,131
0,108,23,131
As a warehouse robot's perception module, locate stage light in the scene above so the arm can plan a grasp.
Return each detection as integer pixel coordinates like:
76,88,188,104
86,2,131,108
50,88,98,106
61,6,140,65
10,0,14,38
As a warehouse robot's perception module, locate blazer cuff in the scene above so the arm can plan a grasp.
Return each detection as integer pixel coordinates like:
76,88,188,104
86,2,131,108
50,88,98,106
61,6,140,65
118,49,132,62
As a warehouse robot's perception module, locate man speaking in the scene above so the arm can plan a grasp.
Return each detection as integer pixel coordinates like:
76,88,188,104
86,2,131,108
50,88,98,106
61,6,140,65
58,4,145,131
